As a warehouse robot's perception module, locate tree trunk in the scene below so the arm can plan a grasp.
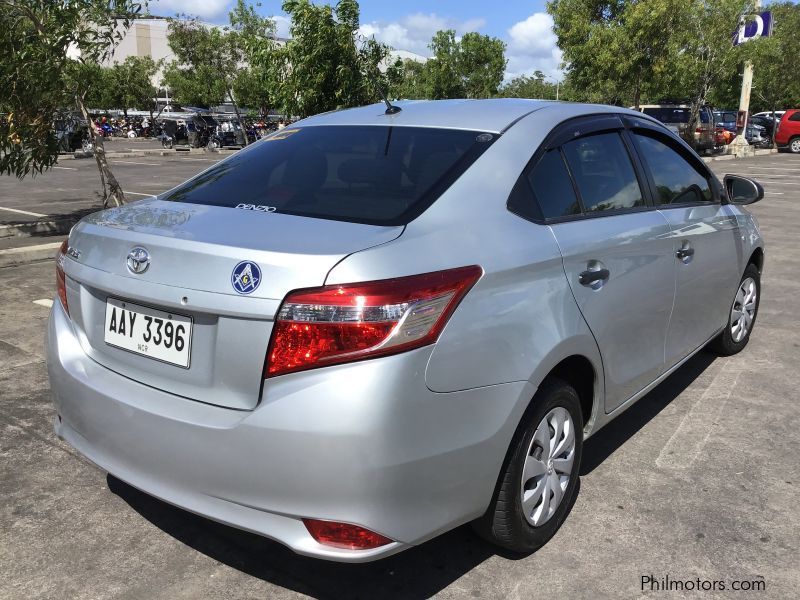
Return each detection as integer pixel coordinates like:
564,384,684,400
227,85,248,147
76,94,126,208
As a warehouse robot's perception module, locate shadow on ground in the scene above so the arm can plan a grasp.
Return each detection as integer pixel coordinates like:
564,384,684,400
108,351,718,599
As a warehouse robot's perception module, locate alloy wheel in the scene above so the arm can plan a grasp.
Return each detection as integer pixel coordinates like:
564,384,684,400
520,406,576,527
731,277,757,343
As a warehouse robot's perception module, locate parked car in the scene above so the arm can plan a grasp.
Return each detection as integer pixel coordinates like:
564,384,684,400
753,110,785,121
48,99,765,562
636,103,716,153
775,108,800,153
713,111,767,146
749,115,776,145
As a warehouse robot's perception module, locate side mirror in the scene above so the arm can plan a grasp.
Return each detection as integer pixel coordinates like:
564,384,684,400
724,174,764,205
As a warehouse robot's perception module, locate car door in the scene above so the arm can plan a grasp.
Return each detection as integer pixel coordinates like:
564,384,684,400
627,124,743,368
534,119,676,412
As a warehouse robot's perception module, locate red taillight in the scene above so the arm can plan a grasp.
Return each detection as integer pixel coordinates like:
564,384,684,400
56,240,69,315
303,518,393,550
696,127,708,133
266,265,482,377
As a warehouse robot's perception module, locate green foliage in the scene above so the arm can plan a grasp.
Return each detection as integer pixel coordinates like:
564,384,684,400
394,30,506,100
278,0,392,118
0,0,142,177
163,17,234,108
740,1,800,112
110,56,160,113
500,72,559,100
548,0,690,106
229,0,280,116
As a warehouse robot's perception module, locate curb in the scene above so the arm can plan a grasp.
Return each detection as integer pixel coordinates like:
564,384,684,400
0,217,81,239
60,147,239,161
0,240,63,268
702,148,779,163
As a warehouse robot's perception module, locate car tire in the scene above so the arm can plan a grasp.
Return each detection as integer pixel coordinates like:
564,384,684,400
708,263,761,356
789,137,800,154
473,378,583,554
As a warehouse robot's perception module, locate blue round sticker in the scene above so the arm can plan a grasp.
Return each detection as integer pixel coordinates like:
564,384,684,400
231,261,261,295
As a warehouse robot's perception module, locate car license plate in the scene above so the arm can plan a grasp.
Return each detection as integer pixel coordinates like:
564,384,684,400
104,298,192,368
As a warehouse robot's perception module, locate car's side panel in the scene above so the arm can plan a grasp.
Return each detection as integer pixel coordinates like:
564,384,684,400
659,204,744,367
324,104,608,398
550,211,676,411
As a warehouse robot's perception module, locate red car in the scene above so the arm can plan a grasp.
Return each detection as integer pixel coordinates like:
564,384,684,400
775,109,800,153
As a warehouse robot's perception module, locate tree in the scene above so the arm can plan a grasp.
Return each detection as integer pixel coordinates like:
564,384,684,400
394,29,506,100
109,56,160,117
500,72,560,100
548,0,688,107
163,18,231,109
0,0,142,206
675,0,752,128
425,30,464,99
741,2,800,113
278,0,391,118
229,0,281,118
165,16,254,143
458,32,507,99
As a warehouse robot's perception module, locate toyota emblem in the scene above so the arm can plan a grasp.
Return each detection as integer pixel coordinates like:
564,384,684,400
126,246,151,274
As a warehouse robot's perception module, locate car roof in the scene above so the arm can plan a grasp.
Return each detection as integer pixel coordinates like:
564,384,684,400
294,99,636,134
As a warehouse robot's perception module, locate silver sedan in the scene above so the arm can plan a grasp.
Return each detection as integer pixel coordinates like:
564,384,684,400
47,99,765,561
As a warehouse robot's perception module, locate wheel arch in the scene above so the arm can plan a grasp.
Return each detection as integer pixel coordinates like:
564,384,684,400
748,246,764,273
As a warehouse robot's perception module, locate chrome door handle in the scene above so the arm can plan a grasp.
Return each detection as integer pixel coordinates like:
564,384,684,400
578,268,610,286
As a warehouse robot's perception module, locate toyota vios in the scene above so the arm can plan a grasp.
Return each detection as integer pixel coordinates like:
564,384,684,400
48,100,765,561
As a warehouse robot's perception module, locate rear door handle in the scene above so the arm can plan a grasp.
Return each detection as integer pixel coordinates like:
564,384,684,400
676,247,695,260
579,268,610,286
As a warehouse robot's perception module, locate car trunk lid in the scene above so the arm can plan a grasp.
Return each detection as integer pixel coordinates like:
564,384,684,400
63,200,403,410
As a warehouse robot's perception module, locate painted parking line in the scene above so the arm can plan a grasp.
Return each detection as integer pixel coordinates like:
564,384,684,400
169,157,222,162
110,160,160,166
0,206,48,218
122,191,157,197
33,299,54,308
52,166,77,171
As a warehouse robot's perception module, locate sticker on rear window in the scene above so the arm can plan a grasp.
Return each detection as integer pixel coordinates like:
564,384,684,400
236,203,277,212
231,261,262,295
265,128,300,141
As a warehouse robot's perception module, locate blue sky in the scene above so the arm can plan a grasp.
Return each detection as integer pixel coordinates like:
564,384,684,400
150,0,562,79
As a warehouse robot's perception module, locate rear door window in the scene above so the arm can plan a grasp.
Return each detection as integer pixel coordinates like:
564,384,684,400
161,125,495,225
526,149,581,219
562,132,645,213
642,107,690,124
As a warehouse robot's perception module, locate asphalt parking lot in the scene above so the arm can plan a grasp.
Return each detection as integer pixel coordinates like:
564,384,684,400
1,153,799,599
0,148,224,227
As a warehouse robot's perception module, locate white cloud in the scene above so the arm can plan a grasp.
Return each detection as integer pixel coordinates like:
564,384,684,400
272,15,291,39
149,0,233,21
505,12,563,81
359,12,487,57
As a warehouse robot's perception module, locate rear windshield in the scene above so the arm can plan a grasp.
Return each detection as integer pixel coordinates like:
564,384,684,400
642,107,690,124
161,125,496,225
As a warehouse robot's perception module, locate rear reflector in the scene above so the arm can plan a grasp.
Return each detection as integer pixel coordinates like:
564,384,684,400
56,241,69,316
266,265,482,377
303,518,393,550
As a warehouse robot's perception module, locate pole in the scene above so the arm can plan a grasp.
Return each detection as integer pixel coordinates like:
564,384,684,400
733,0,761,156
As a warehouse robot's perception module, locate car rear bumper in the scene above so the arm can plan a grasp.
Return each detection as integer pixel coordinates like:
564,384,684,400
47,300,532,562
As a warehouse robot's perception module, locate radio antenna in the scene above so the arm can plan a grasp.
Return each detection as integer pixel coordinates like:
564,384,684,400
357,34,402,115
